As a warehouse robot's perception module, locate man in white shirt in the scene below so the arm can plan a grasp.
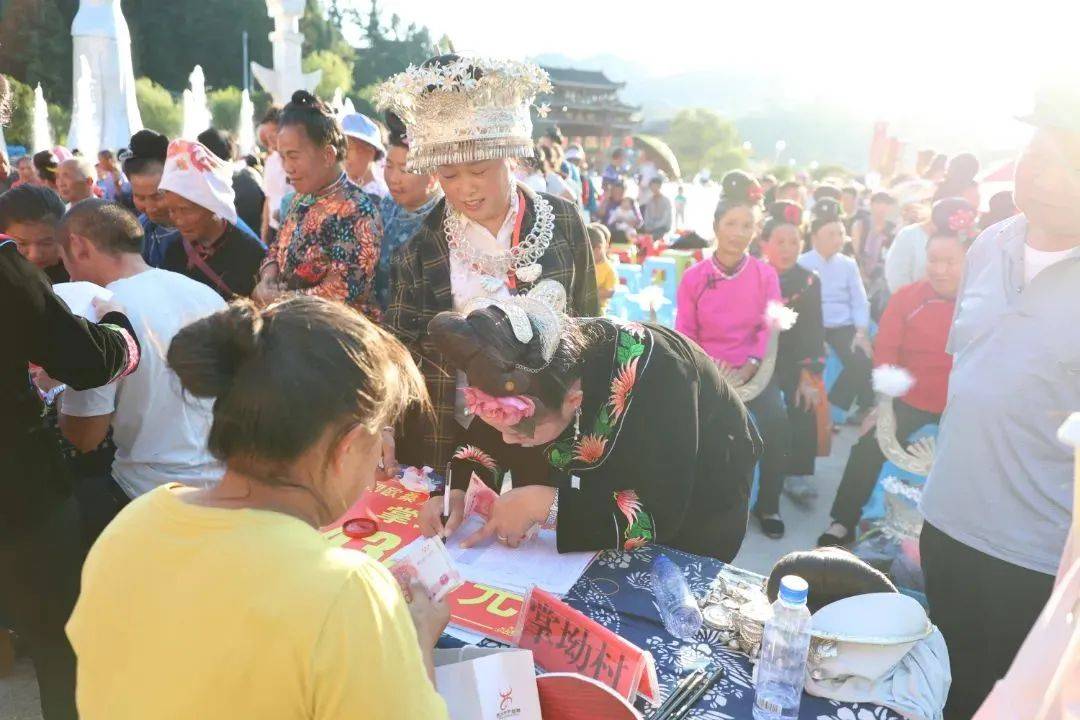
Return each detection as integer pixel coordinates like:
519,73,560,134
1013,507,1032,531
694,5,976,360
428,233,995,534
55,199,226,543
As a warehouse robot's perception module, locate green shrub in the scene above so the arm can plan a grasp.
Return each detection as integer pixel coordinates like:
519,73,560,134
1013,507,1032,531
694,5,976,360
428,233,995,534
208,86,243,133
135,77,181,138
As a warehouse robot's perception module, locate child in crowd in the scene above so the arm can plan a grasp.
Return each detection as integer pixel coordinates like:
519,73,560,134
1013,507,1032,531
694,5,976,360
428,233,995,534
611,196,641,240
589,222,616,315
674,184,687,228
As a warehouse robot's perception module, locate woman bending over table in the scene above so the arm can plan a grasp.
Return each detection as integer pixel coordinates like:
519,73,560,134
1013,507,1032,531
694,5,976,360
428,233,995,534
417,280,761,562
67,296,448,720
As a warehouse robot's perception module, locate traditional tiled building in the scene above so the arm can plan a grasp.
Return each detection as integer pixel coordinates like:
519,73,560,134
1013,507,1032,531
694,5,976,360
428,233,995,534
533,67,640,146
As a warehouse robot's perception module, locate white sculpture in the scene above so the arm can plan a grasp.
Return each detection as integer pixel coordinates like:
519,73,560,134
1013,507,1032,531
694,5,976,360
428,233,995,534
32,84,53,153
251,0,322,105
68,0,142,152
70,56,100,159
181,66,212,140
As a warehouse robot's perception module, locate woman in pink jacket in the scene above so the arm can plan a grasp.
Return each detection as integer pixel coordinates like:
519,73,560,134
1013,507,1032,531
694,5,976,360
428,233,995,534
677,171,789,538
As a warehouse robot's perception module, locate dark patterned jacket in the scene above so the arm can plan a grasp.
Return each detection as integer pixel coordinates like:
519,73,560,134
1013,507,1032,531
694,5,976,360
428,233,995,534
386,183,599,469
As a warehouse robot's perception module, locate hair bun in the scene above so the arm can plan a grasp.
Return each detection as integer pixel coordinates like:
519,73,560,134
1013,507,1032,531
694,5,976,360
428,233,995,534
812,197,844,223
167,301,263,399
721,170,763,205
767,200,803,226
385,110,408,147
813,184,842,202
427,312,482,368
290,90,319,107
428,308,535,398
129,129,168,162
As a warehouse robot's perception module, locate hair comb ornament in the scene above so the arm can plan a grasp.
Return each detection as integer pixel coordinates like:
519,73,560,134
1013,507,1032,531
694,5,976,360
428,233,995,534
464,280,567,369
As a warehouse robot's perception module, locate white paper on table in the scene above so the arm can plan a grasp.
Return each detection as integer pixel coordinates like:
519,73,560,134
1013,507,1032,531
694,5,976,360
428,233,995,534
52,281,114,320
441,514,596,596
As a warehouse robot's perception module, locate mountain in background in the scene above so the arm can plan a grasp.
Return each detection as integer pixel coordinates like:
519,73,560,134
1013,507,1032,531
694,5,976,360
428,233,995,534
530,52,1022,173
532,52,870,169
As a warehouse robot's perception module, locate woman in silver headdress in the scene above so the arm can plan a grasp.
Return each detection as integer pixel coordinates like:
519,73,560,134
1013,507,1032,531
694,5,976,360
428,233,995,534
377,55,598,472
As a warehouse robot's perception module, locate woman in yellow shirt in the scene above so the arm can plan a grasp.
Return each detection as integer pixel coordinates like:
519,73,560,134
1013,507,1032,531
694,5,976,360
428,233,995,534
66,296,448,720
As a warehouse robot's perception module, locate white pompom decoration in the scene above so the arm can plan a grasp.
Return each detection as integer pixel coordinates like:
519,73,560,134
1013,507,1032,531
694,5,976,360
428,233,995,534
765,300,799,331
873,364,916,398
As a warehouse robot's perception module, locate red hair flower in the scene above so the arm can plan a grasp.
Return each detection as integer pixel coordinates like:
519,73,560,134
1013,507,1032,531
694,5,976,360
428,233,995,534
947,208,976,235
462,387,536,427
747,184,765,203
783,204,802,225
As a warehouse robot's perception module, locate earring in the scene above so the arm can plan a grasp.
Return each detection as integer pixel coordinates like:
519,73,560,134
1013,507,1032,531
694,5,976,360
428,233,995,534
572,407,581,441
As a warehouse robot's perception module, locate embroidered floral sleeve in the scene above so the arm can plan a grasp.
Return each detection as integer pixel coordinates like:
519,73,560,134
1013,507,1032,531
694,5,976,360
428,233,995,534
614,489,656,551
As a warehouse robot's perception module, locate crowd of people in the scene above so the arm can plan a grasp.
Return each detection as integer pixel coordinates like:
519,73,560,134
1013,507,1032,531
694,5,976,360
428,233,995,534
0,54,1077,720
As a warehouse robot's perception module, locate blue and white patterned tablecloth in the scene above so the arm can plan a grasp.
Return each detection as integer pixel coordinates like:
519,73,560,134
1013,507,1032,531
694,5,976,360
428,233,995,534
445,544,904,720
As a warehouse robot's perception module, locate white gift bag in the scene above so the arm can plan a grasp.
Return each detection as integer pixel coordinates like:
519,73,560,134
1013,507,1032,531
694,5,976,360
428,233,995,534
434,647,542,720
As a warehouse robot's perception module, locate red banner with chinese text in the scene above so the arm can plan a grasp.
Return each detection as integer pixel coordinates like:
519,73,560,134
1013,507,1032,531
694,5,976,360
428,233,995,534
513,586,658,705
323,479,522,641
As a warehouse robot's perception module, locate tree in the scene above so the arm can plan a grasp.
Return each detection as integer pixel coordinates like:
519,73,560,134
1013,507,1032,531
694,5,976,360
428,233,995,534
346,0,434,92
135,77,181,138
703,146,749,176
664,109,742,178
2,78,36,148
122,0,273,92
208,86,243,132
0,0,437,126
0,0,72,103
303,50,354,100
48,103,71,146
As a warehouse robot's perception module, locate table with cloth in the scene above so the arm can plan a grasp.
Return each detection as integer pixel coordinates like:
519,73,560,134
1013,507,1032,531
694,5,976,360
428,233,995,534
441,543,902,720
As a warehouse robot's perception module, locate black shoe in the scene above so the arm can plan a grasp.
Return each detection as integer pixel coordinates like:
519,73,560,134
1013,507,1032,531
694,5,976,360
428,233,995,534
755,512,785,539
816,522,855,547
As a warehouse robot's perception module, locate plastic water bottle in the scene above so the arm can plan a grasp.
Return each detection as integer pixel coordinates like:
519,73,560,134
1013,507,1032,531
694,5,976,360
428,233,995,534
753,575,812,720
650,554,703,639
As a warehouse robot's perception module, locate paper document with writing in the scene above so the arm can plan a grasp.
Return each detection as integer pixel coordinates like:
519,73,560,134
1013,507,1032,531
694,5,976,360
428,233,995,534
52,281,114,320
443,515,596,596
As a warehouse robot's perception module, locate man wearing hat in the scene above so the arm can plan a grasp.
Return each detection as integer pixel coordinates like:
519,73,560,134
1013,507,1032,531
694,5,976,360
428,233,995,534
341,112,389,199
919,82,1080,718
159,140,267,298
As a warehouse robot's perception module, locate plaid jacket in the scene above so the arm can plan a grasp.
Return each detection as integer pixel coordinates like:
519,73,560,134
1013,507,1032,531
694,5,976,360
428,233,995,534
386,183,599,469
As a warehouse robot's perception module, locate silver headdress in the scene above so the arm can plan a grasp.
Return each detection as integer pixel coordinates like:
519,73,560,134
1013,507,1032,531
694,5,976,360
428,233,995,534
374,56,552,173
464,280,567,368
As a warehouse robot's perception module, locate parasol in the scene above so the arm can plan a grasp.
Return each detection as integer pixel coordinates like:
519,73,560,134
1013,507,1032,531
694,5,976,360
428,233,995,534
632,134,681,179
